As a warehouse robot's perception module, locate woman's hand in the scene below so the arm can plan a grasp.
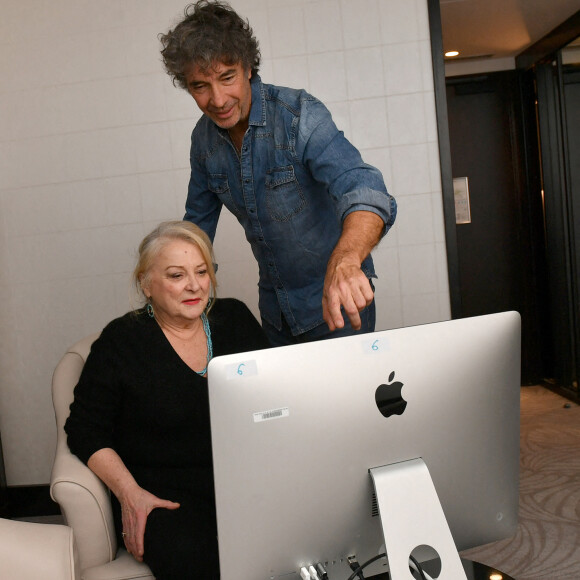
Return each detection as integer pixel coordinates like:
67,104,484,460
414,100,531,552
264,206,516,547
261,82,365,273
119,483,181,562
87,448,181,563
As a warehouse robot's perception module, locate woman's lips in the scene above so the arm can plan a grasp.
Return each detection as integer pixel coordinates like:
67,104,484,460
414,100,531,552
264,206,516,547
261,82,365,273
183,298,201,305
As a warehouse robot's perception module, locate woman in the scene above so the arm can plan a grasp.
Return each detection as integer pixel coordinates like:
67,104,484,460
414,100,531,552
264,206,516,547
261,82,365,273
65,220,270,579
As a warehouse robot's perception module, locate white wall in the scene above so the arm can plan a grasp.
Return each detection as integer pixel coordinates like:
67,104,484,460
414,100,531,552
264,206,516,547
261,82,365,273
0,0,450,486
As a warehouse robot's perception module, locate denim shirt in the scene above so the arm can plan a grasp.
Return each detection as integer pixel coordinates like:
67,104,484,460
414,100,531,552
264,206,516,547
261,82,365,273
185,75,397,335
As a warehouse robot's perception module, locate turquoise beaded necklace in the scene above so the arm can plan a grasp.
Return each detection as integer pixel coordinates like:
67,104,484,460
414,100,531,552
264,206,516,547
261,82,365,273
146,302,213,377
196,312,213,377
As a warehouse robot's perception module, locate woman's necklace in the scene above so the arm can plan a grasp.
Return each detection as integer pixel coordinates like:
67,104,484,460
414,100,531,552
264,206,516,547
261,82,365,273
196,312,213,377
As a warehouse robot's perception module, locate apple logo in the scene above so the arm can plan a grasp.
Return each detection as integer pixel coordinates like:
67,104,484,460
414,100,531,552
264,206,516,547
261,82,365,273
375,371,407,417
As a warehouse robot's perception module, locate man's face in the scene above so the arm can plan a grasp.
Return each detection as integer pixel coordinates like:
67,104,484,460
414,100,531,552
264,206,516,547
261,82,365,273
185,61,252,131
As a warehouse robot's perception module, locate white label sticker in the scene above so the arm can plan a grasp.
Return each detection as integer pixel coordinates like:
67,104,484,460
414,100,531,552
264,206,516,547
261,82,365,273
253,407,290,423
225,359,258,380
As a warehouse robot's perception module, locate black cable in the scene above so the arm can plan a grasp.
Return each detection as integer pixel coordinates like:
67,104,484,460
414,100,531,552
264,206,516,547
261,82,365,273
346,553,428,580
347,555,366,580
346,553,386,580
409,554,427,580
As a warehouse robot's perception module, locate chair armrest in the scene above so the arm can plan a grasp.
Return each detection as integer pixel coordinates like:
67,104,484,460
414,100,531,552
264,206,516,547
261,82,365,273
0,518,79,580
50,447,117,570
49,332,153,578
50,334,117,571
82,549,155,580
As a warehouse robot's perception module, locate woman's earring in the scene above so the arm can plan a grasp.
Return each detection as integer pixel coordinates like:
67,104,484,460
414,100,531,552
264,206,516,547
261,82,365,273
146,302,154,318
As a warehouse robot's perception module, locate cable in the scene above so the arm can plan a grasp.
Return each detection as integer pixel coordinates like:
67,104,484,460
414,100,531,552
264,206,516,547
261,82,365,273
347,555,366,580
346,553,434,580
408,555,428,580
346,554,385,580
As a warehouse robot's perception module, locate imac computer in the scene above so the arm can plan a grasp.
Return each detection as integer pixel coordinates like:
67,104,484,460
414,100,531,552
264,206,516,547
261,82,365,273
207,311,521,580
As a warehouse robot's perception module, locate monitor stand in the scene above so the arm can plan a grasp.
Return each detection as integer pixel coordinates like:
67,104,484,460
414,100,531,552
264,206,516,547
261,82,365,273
370,458,468,580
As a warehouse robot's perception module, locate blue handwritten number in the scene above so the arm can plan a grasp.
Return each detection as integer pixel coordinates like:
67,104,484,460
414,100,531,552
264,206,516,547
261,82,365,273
372,340,379,351
237,363,246,375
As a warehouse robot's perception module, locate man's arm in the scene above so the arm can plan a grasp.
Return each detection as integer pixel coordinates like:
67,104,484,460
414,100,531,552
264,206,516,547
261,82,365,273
323,210,384,331
296,98,395,332
184,170,223,243
184,126,223,242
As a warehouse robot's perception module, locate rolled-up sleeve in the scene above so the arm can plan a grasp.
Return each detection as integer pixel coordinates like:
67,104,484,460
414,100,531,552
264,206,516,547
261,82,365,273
297,98,397,236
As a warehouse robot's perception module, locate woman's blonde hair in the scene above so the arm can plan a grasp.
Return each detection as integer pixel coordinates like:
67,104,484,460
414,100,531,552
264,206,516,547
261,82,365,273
133,220,218,310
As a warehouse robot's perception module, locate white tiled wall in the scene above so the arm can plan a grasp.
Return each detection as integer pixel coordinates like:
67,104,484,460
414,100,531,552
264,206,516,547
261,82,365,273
0,0,450,485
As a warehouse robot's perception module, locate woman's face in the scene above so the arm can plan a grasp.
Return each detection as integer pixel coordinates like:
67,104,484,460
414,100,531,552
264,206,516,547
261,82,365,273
142,239,211,326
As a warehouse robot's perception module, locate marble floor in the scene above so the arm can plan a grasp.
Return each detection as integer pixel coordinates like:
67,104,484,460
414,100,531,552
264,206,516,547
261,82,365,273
461,385,580,579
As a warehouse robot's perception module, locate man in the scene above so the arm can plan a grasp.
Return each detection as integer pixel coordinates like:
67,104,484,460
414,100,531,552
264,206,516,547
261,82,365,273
160,0,396,346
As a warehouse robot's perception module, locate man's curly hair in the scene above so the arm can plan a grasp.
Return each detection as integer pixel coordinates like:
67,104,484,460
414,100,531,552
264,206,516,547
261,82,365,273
159,1,261,90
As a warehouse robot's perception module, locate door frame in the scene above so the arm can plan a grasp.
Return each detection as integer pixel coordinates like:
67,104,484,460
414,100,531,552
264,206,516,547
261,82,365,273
428,1,580,395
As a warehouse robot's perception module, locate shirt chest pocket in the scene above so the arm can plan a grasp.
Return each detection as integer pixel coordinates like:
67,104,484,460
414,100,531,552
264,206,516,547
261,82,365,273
265,166,306,222
208,174,241,217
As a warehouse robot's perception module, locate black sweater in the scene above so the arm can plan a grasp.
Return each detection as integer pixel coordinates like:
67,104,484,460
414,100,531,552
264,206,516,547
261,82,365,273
65,298,270,498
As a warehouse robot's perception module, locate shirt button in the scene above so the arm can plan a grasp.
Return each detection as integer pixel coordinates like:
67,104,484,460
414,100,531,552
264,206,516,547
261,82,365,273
244,178,251,183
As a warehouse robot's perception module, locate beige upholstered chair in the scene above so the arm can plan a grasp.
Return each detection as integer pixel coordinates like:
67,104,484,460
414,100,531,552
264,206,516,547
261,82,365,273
0,516,79,580
50,333,155,580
